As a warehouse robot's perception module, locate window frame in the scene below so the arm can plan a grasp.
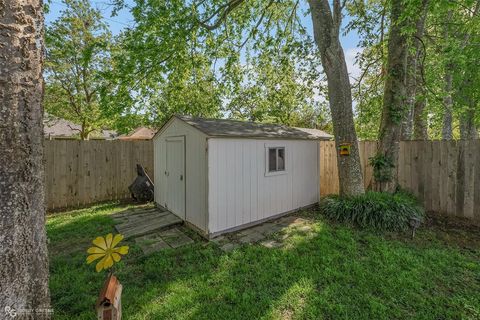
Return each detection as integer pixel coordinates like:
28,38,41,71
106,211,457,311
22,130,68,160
265,144,287,176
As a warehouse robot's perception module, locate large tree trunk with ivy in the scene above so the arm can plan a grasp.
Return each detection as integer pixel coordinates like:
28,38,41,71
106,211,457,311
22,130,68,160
374,0,408,192
0,0,51,316
308,0,364,196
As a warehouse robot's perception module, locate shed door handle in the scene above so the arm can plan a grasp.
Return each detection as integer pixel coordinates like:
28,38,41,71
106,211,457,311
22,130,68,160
180,174,183,181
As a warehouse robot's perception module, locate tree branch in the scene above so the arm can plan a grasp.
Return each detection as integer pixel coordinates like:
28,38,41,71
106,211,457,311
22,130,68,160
198,0,246,31
236,0,275,49
333,0,342,32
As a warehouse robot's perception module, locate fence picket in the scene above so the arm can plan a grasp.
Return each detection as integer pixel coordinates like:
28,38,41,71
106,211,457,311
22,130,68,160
44,139,478,221
319,140,479,221
44,140,153,211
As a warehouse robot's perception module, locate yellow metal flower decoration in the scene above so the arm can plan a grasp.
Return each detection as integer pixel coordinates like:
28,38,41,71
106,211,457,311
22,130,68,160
86,233,129,272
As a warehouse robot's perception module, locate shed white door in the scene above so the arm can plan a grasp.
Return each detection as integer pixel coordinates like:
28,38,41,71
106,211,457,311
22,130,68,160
166,136,185,219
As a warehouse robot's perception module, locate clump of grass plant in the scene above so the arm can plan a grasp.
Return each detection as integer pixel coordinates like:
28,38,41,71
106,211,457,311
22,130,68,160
319,191,424,231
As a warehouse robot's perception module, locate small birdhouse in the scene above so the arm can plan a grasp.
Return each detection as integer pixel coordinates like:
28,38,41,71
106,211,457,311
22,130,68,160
339,143,351,156
96,274,122,320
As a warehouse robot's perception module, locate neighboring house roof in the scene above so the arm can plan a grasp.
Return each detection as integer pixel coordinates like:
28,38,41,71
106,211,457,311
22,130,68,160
101,130,118,140
43,114,117,139
118,127,156,140
44,114,81,138
160,115,333,140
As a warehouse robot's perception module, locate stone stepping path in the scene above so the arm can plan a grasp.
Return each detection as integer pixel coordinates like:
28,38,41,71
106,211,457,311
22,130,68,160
113,206,194,254
211,216,313,252
113,207,313,254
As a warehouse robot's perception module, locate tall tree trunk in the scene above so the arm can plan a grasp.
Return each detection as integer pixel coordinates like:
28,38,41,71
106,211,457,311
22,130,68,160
403,0,429,140
0,0,51,316
442,66,453,140
401,98,413,139
456,74,478,140
413,90,428,140
375,0,409,192
80,119,90,140
459,99,479,140
402,44,418,140
441,11,454,140
456,1,480,140
308,0,364,196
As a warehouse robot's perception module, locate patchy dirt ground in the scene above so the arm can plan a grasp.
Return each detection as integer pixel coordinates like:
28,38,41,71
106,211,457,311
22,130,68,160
421,214,480,250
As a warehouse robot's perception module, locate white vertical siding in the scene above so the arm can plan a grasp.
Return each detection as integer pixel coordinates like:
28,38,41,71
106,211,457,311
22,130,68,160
208,138,319,234
154,118,208,233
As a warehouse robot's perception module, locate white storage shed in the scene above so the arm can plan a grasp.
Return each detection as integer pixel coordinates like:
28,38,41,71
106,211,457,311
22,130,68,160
153,115,332,238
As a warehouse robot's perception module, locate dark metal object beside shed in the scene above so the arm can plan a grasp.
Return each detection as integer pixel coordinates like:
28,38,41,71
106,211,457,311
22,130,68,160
128,164,154,202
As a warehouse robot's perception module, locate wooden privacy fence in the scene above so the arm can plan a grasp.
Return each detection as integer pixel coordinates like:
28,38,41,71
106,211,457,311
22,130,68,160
320,140,480,221
45,140,153,211
45,139,479,220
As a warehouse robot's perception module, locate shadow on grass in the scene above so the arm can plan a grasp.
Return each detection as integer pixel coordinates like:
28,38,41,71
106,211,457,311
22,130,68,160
48,205,480,320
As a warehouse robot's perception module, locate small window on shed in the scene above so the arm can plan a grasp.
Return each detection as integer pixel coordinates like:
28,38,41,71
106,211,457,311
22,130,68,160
267,147,286,173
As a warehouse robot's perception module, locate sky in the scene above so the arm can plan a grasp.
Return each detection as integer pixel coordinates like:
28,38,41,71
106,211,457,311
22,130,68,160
45,0,362,81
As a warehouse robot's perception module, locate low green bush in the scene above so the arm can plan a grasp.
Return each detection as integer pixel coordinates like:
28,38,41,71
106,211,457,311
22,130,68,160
319,191,424,231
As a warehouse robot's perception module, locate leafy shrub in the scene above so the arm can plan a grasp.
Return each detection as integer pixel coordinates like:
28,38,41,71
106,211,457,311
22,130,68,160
319,191,424,231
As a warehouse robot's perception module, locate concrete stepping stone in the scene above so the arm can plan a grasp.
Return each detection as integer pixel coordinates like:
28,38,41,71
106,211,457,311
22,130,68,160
159,228,194,248
260,239,283,249
210,235,230,246
134,228,195,254
135,233,170,254
275,216,309,228
237,231,266,244
220,242,241,252
296,225,313,232
254,223,285,236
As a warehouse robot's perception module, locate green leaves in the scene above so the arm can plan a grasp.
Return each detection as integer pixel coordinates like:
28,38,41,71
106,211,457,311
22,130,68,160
44,0,117,138
350,0,480,140
369,153,395,183
107,0,329,129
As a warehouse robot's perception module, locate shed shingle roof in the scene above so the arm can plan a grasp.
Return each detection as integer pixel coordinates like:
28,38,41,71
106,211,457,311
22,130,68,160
176,115,333,140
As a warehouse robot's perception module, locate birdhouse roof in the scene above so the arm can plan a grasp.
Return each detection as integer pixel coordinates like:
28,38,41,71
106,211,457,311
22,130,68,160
96,275,120,307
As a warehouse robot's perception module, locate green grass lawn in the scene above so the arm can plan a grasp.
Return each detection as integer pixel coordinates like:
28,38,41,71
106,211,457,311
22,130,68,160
47,202,480,320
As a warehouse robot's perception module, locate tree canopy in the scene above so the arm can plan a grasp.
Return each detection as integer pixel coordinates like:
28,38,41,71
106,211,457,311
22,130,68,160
45,0,480,138
105,0,331,129
44,0,480,192
45,0,117,139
